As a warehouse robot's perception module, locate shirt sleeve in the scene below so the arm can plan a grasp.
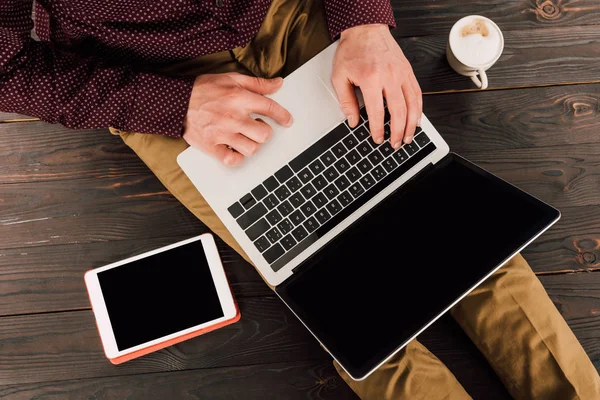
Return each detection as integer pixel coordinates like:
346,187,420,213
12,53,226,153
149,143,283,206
0,0,195,137
323,0,396,40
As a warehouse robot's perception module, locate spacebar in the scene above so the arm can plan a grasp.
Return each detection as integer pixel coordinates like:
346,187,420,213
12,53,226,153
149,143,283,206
270,142,437,272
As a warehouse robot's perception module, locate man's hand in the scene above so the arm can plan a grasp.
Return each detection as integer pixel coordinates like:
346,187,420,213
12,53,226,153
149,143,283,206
183,72,293,166
333,24,422,149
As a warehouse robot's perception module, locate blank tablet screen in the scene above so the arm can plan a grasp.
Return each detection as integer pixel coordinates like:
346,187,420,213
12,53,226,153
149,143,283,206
277,154,559,379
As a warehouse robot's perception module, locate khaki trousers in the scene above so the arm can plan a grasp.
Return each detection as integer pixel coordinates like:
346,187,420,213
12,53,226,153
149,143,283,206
111,0,600,397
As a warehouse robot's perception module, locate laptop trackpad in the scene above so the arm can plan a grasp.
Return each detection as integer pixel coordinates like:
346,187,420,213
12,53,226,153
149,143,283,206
276,154,559,379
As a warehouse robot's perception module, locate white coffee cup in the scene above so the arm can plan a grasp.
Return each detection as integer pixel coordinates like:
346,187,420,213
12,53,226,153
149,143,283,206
446,15,504,90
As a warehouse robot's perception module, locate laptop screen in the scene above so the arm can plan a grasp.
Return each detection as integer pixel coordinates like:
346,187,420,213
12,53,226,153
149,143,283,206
276,153,559,380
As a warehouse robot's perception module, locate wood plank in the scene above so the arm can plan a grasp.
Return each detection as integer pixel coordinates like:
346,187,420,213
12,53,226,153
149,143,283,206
426,83,600,153
0,297,327,385
0,238,268,317
392,0,600,37
398,26,600,93
0,360,358,400
0,113,38,122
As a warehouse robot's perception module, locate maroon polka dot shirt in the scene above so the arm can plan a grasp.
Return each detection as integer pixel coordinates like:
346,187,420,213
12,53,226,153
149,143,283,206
0,0,395,137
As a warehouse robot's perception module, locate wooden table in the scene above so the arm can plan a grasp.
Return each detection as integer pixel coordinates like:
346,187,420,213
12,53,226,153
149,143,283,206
1,1,599,398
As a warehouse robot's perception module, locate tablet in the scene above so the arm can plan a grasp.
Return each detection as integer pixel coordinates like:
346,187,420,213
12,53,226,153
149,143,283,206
276,153,560,380
85,234,239,364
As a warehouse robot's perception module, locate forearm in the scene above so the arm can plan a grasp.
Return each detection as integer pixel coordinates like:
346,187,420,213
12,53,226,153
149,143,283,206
322,0,396,39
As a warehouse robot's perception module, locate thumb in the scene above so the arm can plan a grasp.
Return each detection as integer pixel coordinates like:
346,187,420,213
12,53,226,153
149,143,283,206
332,74,360,128
230,74,284,95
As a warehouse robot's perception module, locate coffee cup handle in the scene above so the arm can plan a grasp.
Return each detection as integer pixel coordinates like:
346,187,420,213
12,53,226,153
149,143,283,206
470,69,488,90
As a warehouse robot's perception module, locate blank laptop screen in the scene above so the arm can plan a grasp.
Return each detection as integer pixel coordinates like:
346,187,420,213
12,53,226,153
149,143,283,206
276,154,559,380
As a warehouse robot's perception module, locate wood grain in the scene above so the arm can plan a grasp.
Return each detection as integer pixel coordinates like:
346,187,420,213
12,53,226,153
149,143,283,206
0,360,358,400
0,237,268,317
0,297,327,385
398,25,600,93
392,0,600,37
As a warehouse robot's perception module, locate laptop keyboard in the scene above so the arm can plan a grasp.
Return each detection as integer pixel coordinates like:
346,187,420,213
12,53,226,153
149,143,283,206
228,106,438,271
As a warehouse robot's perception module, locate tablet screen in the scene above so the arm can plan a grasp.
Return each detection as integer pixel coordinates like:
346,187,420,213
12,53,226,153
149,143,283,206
97,240,224,350
277,154,559,379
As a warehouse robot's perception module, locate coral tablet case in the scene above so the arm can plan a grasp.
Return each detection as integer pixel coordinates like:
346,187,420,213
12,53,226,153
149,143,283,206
86,277,241,365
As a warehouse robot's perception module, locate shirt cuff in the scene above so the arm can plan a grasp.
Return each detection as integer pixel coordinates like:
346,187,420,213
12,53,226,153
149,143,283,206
324,0,396,40
125,72,195,137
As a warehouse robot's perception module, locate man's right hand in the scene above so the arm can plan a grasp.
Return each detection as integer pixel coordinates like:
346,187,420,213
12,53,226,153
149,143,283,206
183,72,293,167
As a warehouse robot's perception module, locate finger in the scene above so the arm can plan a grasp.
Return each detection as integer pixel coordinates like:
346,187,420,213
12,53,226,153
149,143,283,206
213,145,245,167
224,116,273,144
245,92,293,127
332,73,360,128
411,77,423,127
218,131,261,158
402,84,420,145
362,85,385,144
229,73,284,95
384,85,408,149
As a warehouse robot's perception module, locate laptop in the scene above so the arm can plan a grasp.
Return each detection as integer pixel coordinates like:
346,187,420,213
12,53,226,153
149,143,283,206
177,41,560,380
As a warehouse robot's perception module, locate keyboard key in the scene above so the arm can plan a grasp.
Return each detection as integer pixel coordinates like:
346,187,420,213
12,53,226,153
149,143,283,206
346,167,362,183
342,134,358,150
332,142,348,158
324,166,339,182
404,142,419,156
263,193,279,210
228,202,244,219
246,218,270,241
308,159,325,175
356,141,373,157
289,192,305,208
345,149,361,165
286,176,302,192
274,185,291,201
384,107,391,124
303,217,319,233
266,227,282,244
251,184,268,201
237,202,268,229
312,175,328,191
277,200,293,217
289,123,350,172
264,243,285,263
312,192,328,208
371,165,387,181
353,125,369,141
266,209,282,225
300,183,317,200
300,201,317,217
415,132,430,147
334,158,350,174
292,226,308,242
275,165,293,183
289,210,306,226
357,158,373,174
334,175,351,191
240,193,256,210
280,234,297,251
277,218,294,235
298,168,314,184
368,149,384,166
349,182,365,198
263,176,279,192
320,150,336,167
359,106,368,122
383,124,391,141
382,157,398,173
315,208,332,224
360,174,375,190
254,236,270,253
379,141,394,157
326,199,342,216
392,148,409,164
338,191,353,206
323,183,340,200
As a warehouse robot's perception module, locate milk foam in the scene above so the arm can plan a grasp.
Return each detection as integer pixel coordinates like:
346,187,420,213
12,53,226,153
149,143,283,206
450,17,502,67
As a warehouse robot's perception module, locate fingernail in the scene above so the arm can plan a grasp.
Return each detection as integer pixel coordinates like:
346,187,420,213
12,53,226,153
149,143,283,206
285,114,294,127
276,77,283,83
348,115,355,127
404,135,413,144
375,136,383,145
417,117,422,127
393,141,401,149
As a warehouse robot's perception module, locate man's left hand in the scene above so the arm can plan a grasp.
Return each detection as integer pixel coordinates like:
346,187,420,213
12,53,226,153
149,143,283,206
332,24,422,149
